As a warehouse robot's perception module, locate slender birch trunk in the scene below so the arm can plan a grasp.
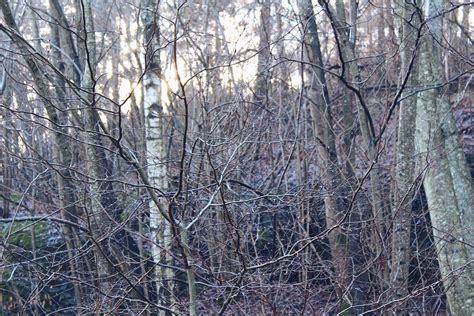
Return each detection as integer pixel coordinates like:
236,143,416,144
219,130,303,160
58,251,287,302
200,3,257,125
415,1,474,314
140,0,175,312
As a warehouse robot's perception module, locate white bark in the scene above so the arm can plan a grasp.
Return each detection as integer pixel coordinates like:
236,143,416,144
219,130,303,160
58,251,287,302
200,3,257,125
140,0,178,312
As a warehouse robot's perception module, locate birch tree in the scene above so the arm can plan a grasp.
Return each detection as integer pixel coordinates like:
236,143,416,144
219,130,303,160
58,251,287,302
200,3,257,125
0,0,472,314
140,0,174,311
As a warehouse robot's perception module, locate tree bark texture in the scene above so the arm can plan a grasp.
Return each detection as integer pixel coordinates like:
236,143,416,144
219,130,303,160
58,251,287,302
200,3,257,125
390,0,419,311
415,1,474,314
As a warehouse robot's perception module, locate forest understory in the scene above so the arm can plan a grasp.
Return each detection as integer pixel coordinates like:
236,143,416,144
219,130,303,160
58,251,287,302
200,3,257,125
0,0,473,315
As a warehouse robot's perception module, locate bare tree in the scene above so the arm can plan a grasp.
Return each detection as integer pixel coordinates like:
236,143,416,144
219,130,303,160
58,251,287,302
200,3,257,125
0,0,472,314
414,0,473,314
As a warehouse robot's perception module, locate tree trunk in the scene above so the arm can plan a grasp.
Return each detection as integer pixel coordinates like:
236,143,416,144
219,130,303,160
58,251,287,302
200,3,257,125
415,1,474,314
390,1,419,312
140,0,175,312
0,0,84,307
0,77,11,219
298,1,369,312
255,0,271,106
79,1,116,309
